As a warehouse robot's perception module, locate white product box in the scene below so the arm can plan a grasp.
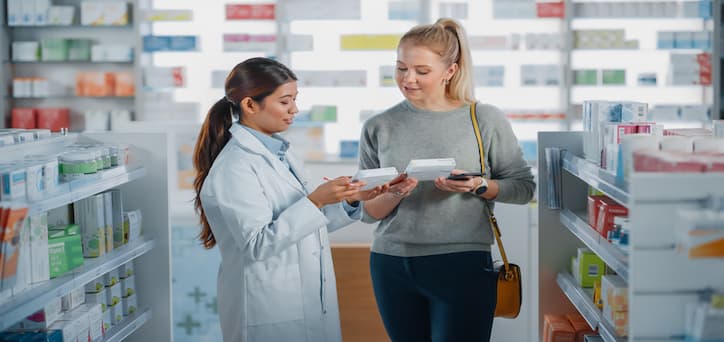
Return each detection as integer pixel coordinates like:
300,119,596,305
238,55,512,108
7,0,22,26
119,261,134,279
110,303,123,325
103,268,120,287
1,166,27,200
83,110,110,131
87,304,104,341
48,6,74,25
109,110,133,130
24,162,44,201
106,282,122,307
29,213,49,283
11,217,31,295
102,192,114,253
22,297,62,329
74,195,106,257
122,293,137,316
85,288,107,312
143,67,186,88
11,41,39,61
80,2,104,25
352,167,400,190
121,275,135,298
102,307,112,330
62,286,86,311
20,0,35,25
34,0,50,25
404,158,456,181
63,306,91,341
103,3,129,25
123,209,142,242
108,190,124,248
48,317,82,342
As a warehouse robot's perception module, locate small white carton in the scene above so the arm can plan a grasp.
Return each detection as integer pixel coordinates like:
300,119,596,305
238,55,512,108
403,158,456,181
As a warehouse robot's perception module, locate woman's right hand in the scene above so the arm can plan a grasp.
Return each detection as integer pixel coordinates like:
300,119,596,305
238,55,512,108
387,174,418,198
307,176,362,208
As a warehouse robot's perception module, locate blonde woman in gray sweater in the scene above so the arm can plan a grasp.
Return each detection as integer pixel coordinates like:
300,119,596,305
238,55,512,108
359,18,535,342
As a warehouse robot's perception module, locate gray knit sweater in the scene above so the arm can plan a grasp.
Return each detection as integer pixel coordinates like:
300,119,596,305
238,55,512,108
359,100,535,257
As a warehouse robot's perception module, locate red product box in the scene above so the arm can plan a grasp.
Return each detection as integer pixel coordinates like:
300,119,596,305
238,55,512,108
700,72,711,86
596,201,628,239
633,150,664,172
659,153,707,173
537,2,565,18
11,107,37,129
565,313,596,342
36,108,70,132
587,195,609,228
697,53,711,64
225,4,275,20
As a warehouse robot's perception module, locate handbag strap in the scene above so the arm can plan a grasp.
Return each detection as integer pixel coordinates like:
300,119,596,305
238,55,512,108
469,102,512,277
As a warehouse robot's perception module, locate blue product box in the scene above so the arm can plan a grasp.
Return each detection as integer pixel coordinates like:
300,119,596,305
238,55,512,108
143,36,170,52
339,140,359,159
519,140,537,162
169,36,197,51
698,0,712,19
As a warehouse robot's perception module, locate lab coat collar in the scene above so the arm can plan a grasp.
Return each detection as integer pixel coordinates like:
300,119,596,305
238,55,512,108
229,123,306,194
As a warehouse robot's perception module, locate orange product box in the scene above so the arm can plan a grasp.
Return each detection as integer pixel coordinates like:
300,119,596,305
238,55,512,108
114,72,134,96
76,72,114,96
36,108,70,132
1,206,29,290
596,201,628,239
11,107,37,129
544,315,575,342
565,313,596,342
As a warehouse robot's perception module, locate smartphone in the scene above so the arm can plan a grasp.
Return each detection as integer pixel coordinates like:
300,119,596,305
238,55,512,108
447,172,483,181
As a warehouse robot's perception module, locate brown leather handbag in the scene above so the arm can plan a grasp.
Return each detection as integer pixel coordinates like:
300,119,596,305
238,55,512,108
469,102,523,319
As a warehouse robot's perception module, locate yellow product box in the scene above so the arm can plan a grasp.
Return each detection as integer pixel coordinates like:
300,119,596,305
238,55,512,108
340,34,401,50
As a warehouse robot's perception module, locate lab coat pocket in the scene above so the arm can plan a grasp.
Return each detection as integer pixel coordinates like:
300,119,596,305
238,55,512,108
245,264,305,326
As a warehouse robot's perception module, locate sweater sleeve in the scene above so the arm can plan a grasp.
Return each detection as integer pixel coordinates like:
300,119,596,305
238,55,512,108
483,106,536,204
358,120,383,223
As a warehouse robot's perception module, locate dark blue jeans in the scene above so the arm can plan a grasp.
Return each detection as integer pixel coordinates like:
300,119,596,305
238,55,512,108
370,251,498,342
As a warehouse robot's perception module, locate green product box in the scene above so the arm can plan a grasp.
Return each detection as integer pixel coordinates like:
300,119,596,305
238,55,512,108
575,248,605,288
574,70,598,85
48,239,68,278
309,105,337,122
602,69,626,85
48,224,83,270
41,38,69,61
68,39,92,61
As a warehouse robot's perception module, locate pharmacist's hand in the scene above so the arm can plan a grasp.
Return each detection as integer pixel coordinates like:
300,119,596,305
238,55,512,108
435,169,479,193
348,185,386,202
308,177,362,208
388,174,418,198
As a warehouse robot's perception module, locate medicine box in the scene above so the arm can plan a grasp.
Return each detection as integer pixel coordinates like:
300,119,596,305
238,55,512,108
574,248,605,288
404,158,456,181
85,288,107,312
103,268,120,287
122,293,137,316
106,282,121,307
119,261,134,279
61,286,85,311
85,275,104,293
121,275,135,298
352,167,399,190
22,297,62,329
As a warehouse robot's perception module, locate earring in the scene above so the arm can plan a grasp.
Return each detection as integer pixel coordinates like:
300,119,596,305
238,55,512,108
444,79,449,85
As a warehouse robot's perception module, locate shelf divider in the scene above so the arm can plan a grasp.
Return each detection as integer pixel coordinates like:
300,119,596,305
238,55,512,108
561,150,629,206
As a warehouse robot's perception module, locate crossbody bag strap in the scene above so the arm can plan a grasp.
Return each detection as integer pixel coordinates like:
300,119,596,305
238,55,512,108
469,102,511,273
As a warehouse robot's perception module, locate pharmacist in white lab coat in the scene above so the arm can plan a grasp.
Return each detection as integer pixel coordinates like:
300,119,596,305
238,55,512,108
192,57,385,342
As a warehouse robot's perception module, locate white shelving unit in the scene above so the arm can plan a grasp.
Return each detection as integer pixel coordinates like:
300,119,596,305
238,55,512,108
539,131,724,341
0,0,142,130
0,131,171,341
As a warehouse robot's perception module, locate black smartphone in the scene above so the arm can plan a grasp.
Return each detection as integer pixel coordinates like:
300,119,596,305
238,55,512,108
447,172,483,181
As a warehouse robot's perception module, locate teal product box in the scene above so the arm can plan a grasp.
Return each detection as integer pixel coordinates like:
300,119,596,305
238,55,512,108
68,39,92,61
40,38,69,61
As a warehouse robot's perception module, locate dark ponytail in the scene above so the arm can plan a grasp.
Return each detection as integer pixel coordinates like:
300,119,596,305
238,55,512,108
194,57,297,249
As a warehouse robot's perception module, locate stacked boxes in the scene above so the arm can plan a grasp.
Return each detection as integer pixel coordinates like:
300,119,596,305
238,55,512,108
601,275,628,336
572,248,605,288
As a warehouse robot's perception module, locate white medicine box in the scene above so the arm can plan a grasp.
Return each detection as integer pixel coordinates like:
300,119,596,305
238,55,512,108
121,275,135,298
105,282,122,307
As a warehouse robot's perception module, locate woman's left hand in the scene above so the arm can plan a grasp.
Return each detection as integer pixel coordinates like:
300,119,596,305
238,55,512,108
348,185,387,202
434,169,480,193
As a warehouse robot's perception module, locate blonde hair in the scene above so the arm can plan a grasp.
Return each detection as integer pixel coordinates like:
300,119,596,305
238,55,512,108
399,18,475,104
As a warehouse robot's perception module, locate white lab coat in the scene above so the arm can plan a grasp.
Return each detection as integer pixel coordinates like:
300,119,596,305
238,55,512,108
200,124,357,342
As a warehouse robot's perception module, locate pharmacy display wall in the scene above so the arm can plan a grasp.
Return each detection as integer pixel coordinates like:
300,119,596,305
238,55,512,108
0,131,171,341
538,131,724,342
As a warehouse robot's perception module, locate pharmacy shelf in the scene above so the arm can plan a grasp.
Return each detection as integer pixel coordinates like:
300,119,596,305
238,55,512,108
560,209,629,282
0,238,155,331
6,61,134,65
8,96,134,100
556,273,625,342
23,166,145,215
0,133,77,154
103,308,151,342
9,24,132,29
561,150,629,206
